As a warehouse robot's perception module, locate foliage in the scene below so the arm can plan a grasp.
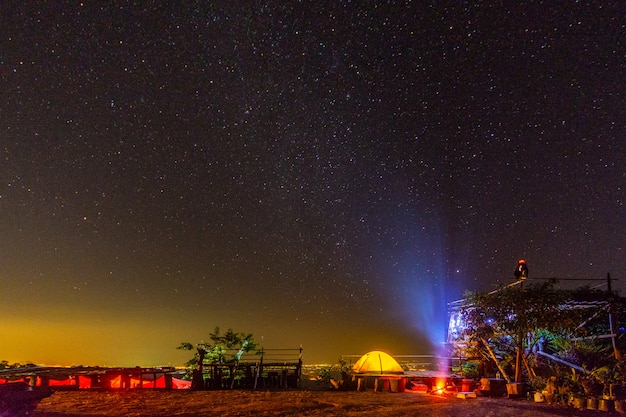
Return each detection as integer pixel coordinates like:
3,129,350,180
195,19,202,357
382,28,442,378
460,280,601,382
553,335,612,371
460,279,626,390
531,330,623,398
0,360,36,369
581,374,604,397
529,375,547,392
591,359,626,397
462,279,581,342
319,358,351,383
561,368,586,399
453,361,480,380
530,369,587,403
178,326,258,367
319,358,355,390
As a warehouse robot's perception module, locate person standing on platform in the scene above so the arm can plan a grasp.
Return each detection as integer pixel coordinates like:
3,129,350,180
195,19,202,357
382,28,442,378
514,259,528,280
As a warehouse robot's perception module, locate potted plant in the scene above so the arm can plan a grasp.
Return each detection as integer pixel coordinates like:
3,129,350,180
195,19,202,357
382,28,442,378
614,383,626,414
582,373,603,410
592,364,624,412
570,392,587,410
542,376,558,404
560,369,586,410
615,396,626,414
530,376,547,402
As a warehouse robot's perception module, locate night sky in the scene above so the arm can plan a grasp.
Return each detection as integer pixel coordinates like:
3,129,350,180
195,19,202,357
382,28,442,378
2,2,625,366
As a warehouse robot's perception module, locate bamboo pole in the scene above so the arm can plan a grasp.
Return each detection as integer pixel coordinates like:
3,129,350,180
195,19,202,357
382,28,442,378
522,352,536,379
515,335,522,382
480,337,511,383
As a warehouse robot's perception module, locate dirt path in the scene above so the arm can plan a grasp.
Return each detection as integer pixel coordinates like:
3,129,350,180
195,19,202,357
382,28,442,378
30,390,616,417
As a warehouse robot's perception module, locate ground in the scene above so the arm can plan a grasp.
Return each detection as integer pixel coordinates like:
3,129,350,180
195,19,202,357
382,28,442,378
13,390,617,417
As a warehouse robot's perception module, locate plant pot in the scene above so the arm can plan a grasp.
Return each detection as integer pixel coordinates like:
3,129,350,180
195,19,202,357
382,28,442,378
572,397,586,410
479,378,506,397
461,379,473,392
587,397,599,410
615,399,626,414
533,392,544,402
598,398,615,412
506,382,527,398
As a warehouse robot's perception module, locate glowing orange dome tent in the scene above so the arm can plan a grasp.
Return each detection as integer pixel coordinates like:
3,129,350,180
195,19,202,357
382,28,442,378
352,351,404,375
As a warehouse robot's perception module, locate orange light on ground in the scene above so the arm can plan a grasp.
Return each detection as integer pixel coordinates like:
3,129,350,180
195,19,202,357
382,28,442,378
432,377,446,395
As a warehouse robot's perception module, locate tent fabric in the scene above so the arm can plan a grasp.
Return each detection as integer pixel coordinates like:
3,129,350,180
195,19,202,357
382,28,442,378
172,377,192,389
47,378,76,387
352,351,404,375
78,376,93,388
1,371,191,390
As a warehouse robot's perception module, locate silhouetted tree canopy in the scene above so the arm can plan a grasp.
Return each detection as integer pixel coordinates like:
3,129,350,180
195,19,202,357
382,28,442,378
178,326,258,367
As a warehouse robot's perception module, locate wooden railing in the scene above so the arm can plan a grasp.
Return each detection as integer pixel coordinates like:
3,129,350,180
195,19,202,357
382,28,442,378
200,345,303,390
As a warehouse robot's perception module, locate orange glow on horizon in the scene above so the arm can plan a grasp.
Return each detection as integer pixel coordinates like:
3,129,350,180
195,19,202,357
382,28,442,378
0,317,193,367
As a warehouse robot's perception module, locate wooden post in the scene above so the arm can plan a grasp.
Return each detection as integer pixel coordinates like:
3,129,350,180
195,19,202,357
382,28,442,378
229,365,236,389
357,377,364,391
254,347,264,390
607,273,622,361
297,344,303,388
191,348,206,390
514,337,522,382
514,275,525,383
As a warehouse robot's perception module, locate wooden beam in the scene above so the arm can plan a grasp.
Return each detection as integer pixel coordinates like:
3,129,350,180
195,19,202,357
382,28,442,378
480,337,511,384
535,351,587,373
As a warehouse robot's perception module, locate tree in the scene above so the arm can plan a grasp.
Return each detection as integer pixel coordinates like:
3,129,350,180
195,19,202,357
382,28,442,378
178,326,258,390
0,360,36,370
462,279,584,383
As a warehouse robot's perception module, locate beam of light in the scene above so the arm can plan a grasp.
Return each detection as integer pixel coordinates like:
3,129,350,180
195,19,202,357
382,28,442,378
390,252,459,355
373,215,463,361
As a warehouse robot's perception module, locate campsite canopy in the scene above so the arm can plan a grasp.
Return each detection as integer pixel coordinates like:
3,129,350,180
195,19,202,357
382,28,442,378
352,351,404,375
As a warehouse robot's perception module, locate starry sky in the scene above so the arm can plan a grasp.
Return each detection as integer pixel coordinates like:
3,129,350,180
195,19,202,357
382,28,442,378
1,2,625,366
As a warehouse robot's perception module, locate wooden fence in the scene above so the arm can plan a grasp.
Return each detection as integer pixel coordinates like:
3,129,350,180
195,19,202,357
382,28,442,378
200,346,303,390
